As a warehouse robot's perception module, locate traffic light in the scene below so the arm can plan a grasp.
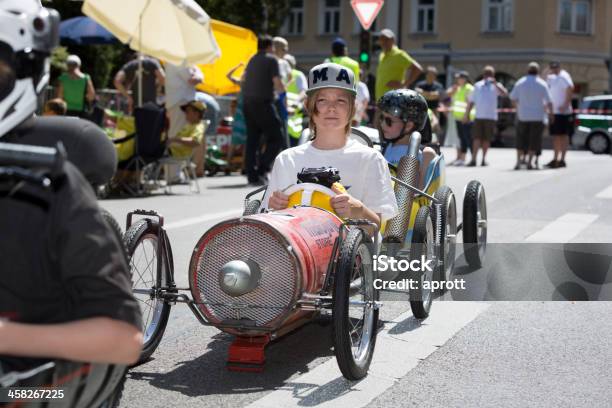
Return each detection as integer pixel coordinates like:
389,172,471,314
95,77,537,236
359,29,371,66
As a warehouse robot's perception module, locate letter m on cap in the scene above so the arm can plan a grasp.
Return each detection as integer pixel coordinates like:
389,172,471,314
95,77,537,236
312,68,329,84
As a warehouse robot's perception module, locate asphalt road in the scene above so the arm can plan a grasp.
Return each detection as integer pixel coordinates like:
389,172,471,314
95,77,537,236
101,146,612,408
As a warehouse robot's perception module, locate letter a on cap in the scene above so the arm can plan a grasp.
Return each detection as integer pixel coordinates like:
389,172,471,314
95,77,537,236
336,69,351,84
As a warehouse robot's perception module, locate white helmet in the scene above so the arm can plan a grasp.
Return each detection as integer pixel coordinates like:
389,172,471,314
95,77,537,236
307,62,356,96
0,0,59,138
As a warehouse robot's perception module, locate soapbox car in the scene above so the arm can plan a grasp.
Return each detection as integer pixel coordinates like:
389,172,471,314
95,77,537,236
124,128,487,381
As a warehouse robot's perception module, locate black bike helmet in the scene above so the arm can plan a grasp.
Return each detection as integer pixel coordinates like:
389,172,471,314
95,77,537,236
377,89,429,132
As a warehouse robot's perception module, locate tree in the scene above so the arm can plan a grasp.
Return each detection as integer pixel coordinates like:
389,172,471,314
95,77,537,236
197,0,291,34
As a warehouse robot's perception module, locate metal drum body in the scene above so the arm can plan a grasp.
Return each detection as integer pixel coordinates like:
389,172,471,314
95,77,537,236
189,206,342,336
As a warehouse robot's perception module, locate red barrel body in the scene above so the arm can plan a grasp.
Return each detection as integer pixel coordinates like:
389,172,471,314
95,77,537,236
189,207,342,336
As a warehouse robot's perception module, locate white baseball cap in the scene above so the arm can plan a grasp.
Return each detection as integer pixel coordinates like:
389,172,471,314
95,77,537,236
66,54,81,66
307,62,356,95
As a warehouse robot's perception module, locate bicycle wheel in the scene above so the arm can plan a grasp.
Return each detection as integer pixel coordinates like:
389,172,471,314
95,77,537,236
409,206,435,319
333,228,378,380
124,219,171,364
463,180,487,268
99,208,128,262
433,185,457,289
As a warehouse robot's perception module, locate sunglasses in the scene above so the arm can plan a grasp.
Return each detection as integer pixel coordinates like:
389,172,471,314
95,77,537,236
381,115,403,127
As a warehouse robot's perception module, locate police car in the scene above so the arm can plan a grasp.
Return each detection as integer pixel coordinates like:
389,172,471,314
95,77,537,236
573,95,612,154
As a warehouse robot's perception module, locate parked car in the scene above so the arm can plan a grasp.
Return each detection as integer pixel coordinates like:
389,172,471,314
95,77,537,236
573,95,612,154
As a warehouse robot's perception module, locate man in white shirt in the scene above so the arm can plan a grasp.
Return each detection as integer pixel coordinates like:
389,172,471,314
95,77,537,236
545,61,574,168
165,63,203,140
509,62,554,170
465,65,508,166
354,77,370,126
273,36,293,149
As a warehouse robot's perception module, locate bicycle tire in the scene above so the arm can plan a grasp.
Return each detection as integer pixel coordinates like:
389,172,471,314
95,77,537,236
124,219,171,364
333,228,378,380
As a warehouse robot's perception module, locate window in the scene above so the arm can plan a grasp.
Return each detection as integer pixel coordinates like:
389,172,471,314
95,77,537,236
483,0,513,32
282,0,304,36
558,0,592,34
411,0,436,34
320,0,341,35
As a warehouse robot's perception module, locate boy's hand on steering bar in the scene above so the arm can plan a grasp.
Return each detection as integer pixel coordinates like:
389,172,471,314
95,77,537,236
269,190,290,210
331,184,363,219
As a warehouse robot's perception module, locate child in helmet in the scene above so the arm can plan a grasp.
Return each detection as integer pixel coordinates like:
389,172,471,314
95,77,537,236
377,89,438,188
262,62,398,230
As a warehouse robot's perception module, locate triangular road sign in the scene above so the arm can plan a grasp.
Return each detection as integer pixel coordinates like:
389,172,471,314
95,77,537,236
351,0,384,31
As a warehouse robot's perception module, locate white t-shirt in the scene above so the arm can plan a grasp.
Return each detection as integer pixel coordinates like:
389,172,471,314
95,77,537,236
262,139,399,222
355,81,370,121
294,70,308,93
165,63,204,109
278,58,292,84
547,73,573,114
469,79,503,120
509,75,552,122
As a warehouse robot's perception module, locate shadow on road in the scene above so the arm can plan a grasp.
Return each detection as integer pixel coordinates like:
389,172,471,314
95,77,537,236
127,320,335,398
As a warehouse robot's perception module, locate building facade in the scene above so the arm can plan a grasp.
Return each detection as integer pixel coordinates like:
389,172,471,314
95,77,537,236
281,0,612,96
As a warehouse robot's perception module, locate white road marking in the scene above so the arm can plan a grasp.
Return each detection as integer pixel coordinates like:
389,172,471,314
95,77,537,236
247,302,489,408
595,185,612,199
524,213,599,243
164,209,243,230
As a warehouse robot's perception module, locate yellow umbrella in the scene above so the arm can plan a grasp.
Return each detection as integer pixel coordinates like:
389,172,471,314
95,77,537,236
82,0,220,66
196,19,257,96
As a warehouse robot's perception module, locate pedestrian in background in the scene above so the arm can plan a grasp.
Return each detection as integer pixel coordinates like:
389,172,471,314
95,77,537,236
354,70,370,126
325,37,360,80
545,61,574,168
447,71,474,166
55,54,95,118
165,62,211,176
242,35,285,186
510,62,553,170
415,66,444,113
284,54,308,146
273,36,292,149
465,65,508,166
375,29,422,101
113,53,165,112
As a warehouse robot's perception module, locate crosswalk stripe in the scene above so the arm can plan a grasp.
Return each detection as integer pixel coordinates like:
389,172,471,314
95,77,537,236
595,185,612,199
164,209,242,230
247,302,489,408
524,212,599,243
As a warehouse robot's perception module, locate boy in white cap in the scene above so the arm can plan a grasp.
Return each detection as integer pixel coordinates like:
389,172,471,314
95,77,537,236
262,63,398,230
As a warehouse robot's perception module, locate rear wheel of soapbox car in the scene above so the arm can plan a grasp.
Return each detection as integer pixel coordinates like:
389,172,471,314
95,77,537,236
124,219,173,364
333,228,379,380
433,185,457,291
462,180,487,268
409,206,436,319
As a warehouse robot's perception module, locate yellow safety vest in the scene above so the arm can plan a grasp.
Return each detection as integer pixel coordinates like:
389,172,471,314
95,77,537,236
452,84,475,121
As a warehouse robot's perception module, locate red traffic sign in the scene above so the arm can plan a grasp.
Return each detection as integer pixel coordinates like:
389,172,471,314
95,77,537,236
351,0,384,31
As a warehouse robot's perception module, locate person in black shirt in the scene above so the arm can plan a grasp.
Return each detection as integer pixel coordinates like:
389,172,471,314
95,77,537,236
0,0,142,373
114,53,165,111
415,66,445,112
242,34,286,186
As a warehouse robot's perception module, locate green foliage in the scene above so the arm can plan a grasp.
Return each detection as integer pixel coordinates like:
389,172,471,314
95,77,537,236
197,0,291,34
50,46,69,74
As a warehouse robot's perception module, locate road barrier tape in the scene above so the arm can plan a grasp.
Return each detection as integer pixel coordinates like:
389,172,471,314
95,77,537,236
433,107,612,114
